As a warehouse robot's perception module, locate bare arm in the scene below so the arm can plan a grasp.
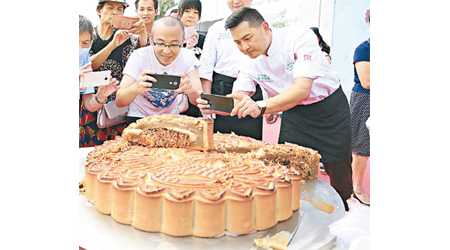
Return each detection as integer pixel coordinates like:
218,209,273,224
182,68,202,106
355,61,370,89
200,78,212,94
197,77,313,118
90,43,115,70
263,77,313,114
90,30,133,70
230,77,313,118
115,71,155,108
82,94,103,112
81,78,120,112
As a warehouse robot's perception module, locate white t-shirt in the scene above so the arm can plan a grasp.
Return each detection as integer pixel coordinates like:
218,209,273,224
199,18,248,81
232,27,340,105
123,46,200,117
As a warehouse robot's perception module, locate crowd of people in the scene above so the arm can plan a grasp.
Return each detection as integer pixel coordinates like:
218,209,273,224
79,0,370,210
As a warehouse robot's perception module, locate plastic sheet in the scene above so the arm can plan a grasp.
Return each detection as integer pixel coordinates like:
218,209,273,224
329,203,370,249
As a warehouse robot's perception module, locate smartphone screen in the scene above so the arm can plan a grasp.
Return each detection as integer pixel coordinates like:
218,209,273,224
200,93,234,113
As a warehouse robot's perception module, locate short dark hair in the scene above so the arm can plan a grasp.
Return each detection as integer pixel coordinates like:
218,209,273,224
177,0,202,20
225,7,265,30
134,0,158,11
79,15,94,39
310,27,330,54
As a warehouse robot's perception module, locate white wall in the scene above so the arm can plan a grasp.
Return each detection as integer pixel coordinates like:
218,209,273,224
331,0,370,99
199,0,335,44
199,0,230,22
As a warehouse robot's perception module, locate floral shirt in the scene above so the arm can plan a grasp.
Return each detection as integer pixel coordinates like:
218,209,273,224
90,27,139,100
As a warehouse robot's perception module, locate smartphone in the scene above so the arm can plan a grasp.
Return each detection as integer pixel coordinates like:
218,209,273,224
146,74,181,90
184,26,197,42
200,93,235,113
80,70,111,88
111,15,139,30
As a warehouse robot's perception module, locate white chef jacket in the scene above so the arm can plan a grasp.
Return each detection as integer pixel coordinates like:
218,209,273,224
232,27,340,105
199,18,248,81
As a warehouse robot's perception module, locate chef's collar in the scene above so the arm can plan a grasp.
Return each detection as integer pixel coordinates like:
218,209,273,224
265,28,276,57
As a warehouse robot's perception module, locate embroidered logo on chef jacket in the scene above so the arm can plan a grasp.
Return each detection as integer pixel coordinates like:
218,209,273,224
304,54,312,61
286,53,298,72
218,31,232,40
257,74,273,83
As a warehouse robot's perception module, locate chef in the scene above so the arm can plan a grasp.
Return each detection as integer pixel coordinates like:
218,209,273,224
199,0,264,140
197,7,353,211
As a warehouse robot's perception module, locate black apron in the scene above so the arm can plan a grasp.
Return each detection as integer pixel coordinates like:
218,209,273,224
180,99,202,117
212,72,263,140
278,86,352,163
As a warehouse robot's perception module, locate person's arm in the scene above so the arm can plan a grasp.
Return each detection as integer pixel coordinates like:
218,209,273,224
82,78,120,112
177,68,202,106
230,77,314,118
129,20,148,48
90,30,133,70
82,94,103,112
115,71,155,107
200,78,212,94
263,77,313,113
355,61,370,89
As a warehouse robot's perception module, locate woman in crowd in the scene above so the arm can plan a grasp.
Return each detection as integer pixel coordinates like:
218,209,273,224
177,0,205,59
79,15,120,147
350,10,370,206
79,0,148,147
310,27,332,65
177,0,205,117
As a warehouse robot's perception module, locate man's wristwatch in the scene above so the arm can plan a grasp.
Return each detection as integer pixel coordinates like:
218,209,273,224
256,100,267,117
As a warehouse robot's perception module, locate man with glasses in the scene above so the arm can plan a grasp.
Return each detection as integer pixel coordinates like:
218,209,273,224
116,17,202,124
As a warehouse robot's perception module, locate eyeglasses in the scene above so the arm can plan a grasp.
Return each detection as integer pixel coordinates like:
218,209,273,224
153,42,182,51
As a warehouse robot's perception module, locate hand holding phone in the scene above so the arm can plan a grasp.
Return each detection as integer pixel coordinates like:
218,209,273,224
80,70,111,88
145,74,181,90
200,93,235,113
